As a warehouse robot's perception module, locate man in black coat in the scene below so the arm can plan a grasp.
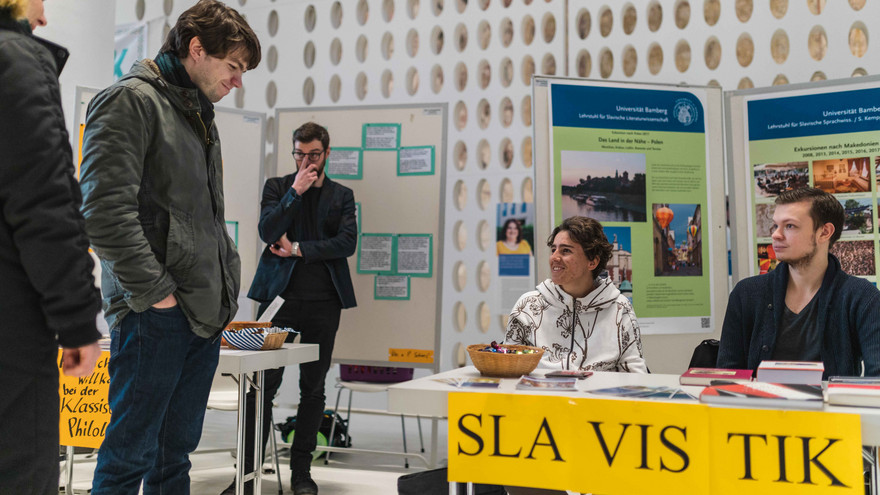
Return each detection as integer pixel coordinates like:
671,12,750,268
225,122,357,495
0,1,102,493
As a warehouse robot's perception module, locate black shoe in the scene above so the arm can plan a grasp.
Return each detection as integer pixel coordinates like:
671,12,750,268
291,471,318,495
220,479,254,495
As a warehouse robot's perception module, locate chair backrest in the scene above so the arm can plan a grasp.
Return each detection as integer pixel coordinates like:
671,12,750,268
688,339,720,369
206,371,239,411
339,365,414,383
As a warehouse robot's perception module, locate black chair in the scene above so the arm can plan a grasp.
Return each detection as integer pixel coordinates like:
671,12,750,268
688,338,720,368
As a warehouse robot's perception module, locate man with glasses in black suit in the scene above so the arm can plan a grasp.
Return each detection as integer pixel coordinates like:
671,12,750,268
225,122,357,495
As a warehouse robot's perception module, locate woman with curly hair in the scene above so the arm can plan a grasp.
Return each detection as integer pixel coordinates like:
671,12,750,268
505,216,646,372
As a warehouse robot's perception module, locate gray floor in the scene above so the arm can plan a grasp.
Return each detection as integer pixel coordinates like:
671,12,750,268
62,405,448,494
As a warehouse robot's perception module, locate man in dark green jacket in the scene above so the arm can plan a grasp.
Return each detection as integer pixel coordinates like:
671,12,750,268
0,1,102,493
79,2,260,493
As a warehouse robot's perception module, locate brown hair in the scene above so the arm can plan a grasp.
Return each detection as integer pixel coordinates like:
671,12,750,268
547,216,613,278
0,0,26,19
160,0,261,70
293,122,331,150
775,187,843,247
501,219,523,243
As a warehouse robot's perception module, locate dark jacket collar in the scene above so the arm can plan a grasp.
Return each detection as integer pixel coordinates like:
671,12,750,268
120,60,205,117
0,17,68,75
770,253,842,354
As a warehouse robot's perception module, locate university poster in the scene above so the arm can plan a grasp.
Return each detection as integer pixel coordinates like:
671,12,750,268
548,81,716,334
738,79,880,284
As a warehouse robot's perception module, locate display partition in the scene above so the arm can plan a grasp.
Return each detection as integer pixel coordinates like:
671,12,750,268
214,107,266,313
274,104,447,370
726,76,880,287
533,77,727,373
73,86,100,179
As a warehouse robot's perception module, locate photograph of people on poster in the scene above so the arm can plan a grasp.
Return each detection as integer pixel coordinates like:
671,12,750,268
757,243,778,274
752,162,808,198
652,203,703,277
754,203,776,238
496,203,535,277
831,240,876,276
602,226,633,304
559,150,647,222
841,198,874,235
813,156,872,193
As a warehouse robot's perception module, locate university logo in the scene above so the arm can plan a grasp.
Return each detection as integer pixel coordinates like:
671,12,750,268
673,98,699,126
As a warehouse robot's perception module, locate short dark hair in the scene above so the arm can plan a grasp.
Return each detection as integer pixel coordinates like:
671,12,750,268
293,122,330,150
775,187,843,247
502,219,523,243
547,216,613,278
161,0,261,70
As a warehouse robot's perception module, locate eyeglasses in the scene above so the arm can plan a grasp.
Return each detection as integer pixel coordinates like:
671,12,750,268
292,150,325,161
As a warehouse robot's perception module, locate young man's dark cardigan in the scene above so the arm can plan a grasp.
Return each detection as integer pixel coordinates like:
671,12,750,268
717,254,880,378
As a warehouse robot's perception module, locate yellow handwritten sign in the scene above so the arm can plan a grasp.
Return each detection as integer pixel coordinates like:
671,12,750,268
448,393,862,494
448,393,710,494
57,350,112,449
388,348,434,363
709,407,862,495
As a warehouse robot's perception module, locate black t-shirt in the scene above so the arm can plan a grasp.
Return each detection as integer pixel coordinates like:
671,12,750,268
281,185,339,302
772,294,822,361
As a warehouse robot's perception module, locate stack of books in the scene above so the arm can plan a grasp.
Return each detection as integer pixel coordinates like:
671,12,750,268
756,360,824,385
699,381,824,410
679,367,753,386
826,377,880,408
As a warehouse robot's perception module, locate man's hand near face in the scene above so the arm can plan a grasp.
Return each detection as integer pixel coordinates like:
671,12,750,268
292,162,319,195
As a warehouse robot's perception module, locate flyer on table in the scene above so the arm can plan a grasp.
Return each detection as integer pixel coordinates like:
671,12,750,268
548,81,714,334
741,81,880,283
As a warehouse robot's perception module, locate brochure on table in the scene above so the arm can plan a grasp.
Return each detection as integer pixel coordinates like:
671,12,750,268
548,80,718,334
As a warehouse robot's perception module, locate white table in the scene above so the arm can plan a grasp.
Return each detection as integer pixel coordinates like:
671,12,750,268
388,366,880,495
218,343,319,495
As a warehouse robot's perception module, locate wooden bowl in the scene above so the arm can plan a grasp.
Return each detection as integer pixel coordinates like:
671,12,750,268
225,321,273,331
221,326,287,351
467,344,544,378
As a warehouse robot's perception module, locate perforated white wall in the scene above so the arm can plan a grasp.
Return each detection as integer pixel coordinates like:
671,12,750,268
114,0,880,372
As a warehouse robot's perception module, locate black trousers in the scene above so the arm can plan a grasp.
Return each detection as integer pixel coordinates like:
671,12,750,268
0,366,59,495
242,298,342,475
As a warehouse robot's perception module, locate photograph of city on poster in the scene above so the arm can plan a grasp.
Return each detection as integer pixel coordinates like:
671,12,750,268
602,226,634,304
652,203,702,277
560,150,647,222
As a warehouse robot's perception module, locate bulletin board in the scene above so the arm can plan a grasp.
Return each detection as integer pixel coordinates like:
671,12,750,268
274,104,447,369
725,75,880,286
215,107,266,310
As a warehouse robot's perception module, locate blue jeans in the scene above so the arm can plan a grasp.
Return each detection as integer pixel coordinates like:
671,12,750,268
92,306,219,495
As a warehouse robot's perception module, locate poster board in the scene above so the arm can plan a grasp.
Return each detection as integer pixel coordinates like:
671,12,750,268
215,107,266,311
726,75,880,285
533,77,727,373
274,104,447,369
73,86,100,179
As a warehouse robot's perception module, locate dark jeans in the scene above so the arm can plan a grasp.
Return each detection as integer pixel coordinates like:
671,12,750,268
0,366,58,495
92,306,219,495
243,298,341,475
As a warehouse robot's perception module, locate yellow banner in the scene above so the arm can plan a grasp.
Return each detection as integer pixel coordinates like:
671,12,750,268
448,393,711,494
448,393,862,494
709,407,862,495
388,348,434,363
57,349,112,449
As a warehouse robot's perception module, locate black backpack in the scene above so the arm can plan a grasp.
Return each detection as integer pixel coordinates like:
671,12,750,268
688,338,720,368
277,410,351,449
